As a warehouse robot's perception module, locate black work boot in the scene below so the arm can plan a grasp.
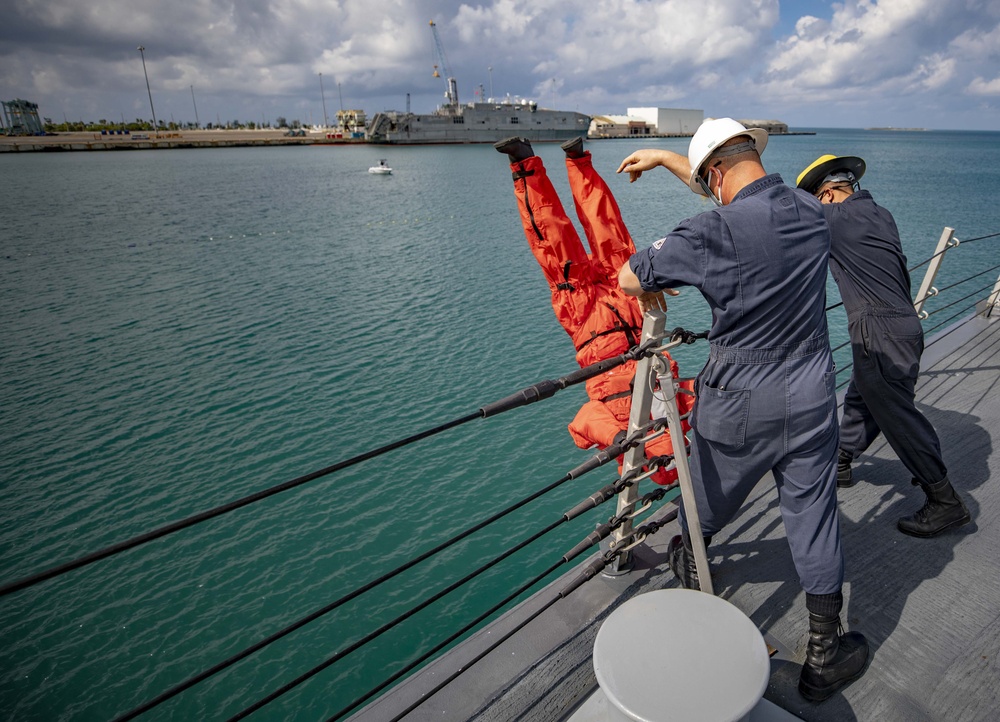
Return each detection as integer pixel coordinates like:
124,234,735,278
798,613,870,702
667,529,710,590
494,136,534,162
897,477,971,537
837,450,854,488
560,136,585,158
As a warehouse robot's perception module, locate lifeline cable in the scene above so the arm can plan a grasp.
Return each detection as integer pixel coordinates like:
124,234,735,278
2,334,683,599
245,466,667,722
113,424,654,721
956,231,1000,244
327,559,564,721
908,245,956,273
224,457,669,722
916,261,1000,303
0,411,479,598
226,517,566,721
329,493,677,722
903,228,1000,272
227,436,666,722
925,281,999,318
382,515,675,722
923,301,986,337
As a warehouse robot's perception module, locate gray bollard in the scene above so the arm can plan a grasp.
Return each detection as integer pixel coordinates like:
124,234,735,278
593,589,769,722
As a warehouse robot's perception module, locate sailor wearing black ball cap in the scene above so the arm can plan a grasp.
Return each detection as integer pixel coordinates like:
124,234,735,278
797,154,970,538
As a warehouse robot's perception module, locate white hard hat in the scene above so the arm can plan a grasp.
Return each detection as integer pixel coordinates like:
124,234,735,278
687,118,769,196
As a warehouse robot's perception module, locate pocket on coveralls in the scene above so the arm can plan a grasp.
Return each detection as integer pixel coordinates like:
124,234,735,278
880,330,923,380
693,385,750,449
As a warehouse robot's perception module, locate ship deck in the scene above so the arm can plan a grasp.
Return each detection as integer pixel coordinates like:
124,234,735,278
750,307,1000,721
351,307,999,722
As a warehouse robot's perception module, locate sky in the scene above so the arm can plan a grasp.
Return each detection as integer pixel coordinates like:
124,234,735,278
1,0,998,131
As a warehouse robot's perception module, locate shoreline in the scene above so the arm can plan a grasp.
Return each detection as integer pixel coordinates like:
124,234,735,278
0,129,360,152
0,129,816,153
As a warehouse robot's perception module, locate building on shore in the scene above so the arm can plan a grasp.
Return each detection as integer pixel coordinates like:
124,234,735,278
336,109,367,137
629,107,704,134
737,119,789,134
589,114,656,137
589,107,704,137
2,99,44,136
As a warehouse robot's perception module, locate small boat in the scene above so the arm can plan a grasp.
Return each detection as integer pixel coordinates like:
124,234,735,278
368,160,392,174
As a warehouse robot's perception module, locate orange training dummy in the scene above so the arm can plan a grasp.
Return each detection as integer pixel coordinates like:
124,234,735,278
495,135,694,484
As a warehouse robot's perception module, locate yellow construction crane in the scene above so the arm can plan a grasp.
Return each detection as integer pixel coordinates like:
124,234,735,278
429,20,458,107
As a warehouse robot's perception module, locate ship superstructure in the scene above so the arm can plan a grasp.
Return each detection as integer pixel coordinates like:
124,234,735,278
366,98,591,145
367,20,590,144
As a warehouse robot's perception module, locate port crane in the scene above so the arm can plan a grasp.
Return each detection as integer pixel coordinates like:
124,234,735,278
429,20,459,107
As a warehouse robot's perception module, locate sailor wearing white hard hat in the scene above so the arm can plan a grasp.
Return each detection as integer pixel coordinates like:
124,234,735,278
687,117,769,204
617,118,870,702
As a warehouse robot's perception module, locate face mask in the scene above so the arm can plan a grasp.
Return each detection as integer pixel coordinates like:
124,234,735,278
697,168,723,207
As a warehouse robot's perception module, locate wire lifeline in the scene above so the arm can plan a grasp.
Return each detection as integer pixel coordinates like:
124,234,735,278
0,410,479,599
919,260,1000,300
329,490,678,722
382,515,676,722
326,558,564,721
113,426,653,722
225,514,566,722
221,432,667,721
958,231,1000,244
3,334,674,599
909,247,949,273
923,302,986,337
925,280,1000,317
836,290,990,395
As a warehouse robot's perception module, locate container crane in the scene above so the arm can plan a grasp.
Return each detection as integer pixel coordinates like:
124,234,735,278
429,20,459,108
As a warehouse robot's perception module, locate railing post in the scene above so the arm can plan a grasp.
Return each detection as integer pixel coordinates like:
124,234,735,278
654,359,713,595
985,275,1000,318
913,227,958,318
606,310,665,575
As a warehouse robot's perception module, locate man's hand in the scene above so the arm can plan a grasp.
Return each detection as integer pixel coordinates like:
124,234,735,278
617,149,693,184
617,149,666,183
637,289,679,314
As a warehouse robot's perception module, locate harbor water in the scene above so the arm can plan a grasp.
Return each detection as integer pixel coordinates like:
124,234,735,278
2,129,999,721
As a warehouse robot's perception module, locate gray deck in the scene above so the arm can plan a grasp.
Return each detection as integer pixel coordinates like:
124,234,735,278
733,308,1000,721
351,309,999,722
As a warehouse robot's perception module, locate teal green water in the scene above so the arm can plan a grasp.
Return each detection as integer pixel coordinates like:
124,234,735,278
1,130,998,721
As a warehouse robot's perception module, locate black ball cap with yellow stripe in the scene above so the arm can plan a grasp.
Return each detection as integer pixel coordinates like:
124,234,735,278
796,154,867,194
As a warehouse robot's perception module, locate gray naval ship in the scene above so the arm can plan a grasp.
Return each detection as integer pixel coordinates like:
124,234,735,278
367,76,591,145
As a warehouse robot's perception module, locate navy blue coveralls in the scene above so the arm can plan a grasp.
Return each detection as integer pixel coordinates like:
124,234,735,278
630,175,843,595
826,190,947,484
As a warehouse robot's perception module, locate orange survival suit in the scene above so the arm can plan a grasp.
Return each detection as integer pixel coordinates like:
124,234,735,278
505,150,694,484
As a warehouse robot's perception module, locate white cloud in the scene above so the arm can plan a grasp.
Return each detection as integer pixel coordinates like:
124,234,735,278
0,0,998,129
968,76,1000,95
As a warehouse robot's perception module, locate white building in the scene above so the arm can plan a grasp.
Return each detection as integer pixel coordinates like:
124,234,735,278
628,107,704,135
589,114,655,138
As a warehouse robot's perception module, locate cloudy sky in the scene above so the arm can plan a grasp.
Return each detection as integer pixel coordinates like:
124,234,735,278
2,0,998,130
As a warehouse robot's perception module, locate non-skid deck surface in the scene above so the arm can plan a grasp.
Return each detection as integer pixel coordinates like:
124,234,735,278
718,312,1000,721
351,312,999,722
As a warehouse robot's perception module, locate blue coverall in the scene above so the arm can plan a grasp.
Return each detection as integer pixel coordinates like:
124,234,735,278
630,175,843,595
826,190,947,484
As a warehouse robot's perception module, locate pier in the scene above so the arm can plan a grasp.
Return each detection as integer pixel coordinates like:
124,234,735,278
0,129,363,152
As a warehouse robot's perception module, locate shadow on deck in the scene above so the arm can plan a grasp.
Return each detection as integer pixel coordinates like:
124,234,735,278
720,311,1000,721
352,311,999,722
